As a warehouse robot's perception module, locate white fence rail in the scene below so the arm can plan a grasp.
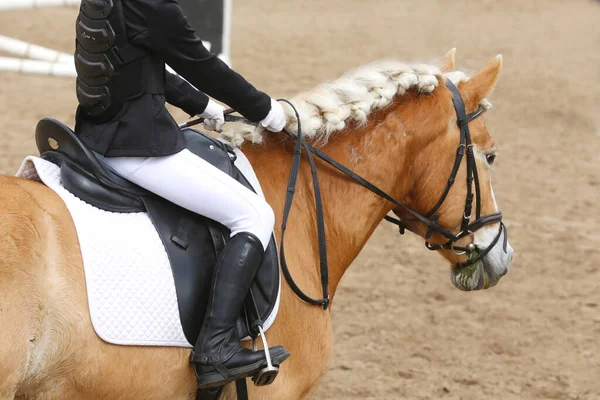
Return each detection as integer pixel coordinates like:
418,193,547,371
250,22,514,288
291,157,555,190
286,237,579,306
0,56,76,76
0,35,72,63
0,0,79,11
0,0,77,77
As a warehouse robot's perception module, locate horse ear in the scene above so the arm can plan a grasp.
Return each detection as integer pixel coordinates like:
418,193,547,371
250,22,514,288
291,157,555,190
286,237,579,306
440,48,456,72
461,55,502,108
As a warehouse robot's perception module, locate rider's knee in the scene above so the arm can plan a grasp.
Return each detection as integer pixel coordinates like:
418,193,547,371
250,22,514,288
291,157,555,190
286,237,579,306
251,200,275,248
231,198,274,250
258,200,275,233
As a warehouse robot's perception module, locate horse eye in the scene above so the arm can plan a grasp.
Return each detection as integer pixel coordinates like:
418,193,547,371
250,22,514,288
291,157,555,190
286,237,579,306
486,153,496,165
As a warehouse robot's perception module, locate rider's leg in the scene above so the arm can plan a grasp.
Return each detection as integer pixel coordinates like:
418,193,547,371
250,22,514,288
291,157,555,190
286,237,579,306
100,149,289,387
100,149,273,248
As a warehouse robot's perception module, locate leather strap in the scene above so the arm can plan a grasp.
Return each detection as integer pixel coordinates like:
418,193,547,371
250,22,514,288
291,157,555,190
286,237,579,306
190,352,234,380
235,379,249,400
243,289,263,338
278,99,330,309
303,140,459,239
195,387,222,400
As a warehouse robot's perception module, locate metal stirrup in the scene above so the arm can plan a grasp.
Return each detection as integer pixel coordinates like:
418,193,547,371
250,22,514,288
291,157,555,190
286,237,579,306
251,325,280,386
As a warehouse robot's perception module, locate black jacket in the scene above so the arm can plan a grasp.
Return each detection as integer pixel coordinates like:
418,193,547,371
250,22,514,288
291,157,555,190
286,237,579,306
75,0,271,157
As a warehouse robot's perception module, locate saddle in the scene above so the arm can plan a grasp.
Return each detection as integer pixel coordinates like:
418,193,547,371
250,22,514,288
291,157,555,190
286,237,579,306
35,118,280,346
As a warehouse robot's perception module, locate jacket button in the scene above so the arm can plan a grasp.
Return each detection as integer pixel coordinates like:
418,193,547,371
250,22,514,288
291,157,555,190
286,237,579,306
200,355,208,363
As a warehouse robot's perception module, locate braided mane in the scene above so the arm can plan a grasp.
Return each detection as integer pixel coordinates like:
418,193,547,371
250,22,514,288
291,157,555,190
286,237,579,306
220,60,490,146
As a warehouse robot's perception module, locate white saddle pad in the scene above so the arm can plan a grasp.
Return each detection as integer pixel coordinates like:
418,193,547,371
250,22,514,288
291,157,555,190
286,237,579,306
16,150,280,348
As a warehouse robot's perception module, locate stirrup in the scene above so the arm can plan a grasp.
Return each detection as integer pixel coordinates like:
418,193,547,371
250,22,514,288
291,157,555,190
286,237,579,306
251,325,280,386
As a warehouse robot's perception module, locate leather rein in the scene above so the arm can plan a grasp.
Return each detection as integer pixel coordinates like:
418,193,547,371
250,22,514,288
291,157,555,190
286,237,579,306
183,80,508,310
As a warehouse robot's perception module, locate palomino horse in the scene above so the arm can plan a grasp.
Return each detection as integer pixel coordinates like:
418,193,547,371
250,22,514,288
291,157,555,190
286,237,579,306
0,50,513,399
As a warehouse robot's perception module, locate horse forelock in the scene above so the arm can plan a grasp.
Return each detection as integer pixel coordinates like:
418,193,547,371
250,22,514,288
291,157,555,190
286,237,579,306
220,60,492,147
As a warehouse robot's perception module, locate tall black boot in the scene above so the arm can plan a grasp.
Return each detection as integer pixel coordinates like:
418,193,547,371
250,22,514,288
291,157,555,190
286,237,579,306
191,232,290,388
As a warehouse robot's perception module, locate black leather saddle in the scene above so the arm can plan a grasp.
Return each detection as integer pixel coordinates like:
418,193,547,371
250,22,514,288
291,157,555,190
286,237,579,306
35,118,279,344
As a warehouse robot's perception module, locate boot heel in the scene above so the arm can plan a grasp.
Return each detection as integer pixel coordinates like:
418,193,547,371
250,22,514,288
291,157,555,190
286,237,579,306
251,325,279,387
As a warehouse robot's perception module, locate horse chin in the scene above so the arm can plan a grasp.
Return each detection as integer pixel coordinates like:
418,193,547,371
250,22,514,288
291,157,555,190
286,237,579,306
450,260,500,291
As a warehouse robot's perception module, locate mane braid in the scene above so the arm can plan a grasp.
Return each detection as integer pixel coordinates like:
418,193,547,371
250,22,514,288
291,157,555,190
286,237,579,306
220,60,491,147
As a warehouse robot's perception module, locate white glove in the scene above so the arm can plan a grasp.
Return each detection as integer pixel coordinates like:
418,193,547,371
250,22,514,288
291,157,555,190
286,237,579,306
199,99,225,132
259,98,286,132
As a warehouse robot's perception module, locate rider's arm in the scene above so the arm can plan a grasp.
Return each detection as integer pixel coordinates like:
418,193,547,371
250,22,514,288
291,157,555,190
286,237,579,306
139,0,272,123
164,71,210,117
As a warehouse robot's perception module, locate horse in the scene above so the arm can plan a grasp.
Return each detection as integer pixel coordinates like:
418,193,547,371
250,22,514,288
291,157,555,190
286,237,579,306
0,50,513,399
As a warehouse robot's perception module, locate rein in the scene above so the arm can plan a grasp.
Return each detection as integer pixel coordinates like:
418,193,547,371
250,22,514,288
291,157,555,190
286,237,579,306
183,81,507,309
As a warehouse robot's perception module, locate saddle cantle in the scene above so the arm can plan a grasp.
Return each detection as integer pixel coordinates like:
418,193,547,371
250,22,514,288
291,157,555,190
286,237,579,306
35,117,279,345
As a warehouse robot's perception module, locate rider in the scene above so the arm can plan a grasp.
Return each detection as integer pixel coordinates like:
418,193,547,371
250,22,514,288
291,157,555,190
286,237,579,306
73,0,288,388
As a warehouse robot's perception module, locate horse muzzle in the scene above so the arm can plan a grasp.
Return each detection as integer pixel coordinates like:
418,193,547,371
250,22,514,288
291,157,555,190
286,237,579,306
450,229,513,291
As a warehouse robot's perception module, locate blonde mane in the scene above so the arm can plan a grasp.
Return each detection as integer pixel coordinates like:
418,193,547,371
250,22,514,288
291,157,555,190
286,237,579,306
220,60,491,146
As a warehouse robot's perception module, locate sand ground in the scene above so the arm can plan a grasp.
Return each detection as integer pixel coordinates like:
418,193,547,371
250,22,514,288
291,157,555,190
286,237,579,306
0,0,599,399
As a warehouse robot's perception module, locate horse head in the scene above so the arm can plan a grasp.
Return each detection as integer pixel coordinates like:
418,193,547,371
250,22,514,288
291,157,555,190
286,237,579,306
389,50,513,291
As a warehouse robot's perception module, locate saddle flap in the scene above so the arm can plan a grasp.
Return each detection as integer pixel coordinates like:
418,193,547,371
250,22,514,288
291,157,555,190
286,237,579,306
61,160,145,213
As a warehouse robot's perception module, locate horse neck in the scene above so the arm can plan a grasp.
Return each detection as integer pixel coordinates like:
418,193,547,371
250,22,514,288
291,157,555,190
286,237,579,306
242,105,418,300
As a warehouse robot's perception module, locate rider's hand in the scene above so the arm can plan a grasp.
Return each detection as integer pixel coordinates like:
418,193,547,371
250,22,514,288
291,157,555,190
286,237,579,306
199,99,225,132
259,98,286,132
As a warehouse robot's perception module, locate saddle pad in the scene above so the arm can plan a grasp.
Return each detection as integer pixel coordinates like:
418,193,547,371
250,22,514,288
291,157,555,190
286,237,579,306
16,152,280,348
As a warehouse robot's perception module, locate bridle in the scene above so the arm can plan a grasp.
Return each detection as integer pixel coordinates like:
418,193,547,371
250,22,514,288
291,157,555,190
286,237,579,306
384,80,507,266
182,80,508,310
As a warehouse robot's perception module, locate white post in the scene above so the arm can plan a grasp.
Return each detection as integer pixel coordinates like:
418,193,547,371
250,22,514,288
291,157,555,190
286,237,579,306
221,0,232,66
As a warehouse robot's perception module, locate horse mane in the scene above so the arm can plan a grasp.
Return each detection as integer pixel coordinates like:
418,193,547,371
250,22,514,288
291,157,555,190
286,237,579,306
220,60,492,146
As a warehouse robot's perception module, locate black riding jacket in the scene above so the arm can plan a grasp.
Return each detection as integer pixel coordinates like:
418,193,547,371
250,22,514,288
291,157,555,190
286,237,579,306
74,0,271,157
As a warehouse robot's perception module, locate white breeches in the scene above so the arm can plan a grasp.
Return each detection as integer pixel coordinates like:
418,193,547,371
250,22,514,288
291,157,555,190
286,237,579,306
99,149,274,250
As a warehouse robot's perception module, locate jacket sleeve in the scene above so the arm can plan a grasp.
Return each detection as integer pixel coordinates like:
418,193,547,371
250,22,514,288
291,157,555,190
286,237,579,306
164,71,210,117
144,0,271,122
